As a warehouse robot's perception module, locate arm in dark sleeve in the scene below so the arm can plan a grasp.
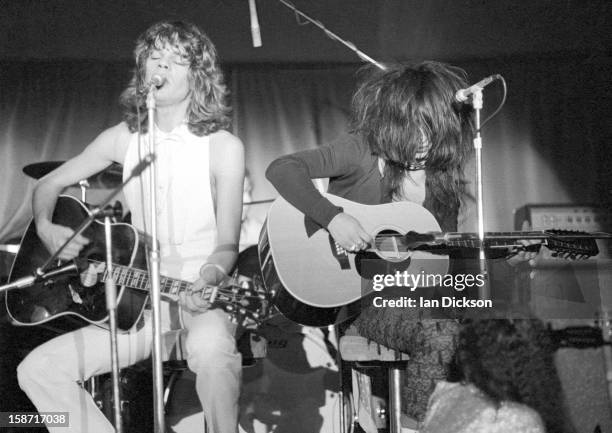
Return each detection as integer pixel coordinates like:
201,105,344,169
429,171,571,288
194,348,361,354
266,135,361,227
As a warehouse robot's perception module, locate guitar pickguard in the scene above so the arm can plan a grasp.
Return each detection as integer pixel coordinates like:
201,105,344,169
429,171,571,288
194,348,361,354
354,252,411,279
328,235,351,270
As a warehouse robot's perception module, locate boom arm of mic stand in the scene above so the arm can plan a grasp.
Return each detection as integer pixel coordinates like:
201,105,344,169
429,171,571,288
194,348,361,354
276,0,386,70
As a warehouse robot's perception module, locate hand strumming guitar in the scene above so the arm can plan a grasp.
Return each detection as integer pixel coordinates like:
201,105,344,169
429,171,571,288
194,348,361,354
327,212,373,252
36,219,90,261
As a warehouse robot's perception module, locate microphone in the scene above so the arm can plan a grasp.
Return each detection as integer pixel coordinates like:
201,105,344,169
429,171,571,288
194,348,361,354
455,74,501,102
248,0,262,47
0,261,82,292
148,75,166,88
140,75,166,93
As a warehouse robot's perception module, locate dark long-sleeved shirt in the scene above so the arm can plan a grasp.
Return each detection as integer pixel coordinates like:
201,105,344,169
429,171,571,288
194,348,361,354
266,133,459,231
265,132,527,421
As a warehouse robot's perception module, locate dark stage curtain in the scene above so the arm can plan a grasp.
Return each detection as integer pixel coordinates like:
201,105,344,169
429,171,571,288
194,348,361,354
0,55,610,246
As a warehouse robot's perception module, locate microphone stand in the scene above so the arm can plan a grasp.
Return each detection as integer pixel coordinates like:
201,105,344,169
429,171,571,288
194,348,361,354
103,214,122,433
146,86,166,433
472,89,491,300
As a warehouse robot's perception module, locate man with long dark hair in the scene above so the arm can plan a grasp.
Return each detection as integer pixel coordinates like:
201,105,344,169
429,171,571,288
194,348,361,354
266,61,537,422
18,21,245,433
267,61,473,252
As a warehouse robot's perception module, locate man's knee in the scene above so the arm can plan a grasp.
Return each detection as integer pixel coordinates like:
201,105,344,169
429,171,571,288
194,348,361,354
17,352,55,389
184,329,239,371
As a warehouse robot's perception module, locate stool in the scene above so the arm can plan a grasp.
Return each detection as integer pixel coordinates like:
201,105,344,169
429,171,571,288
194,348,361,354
163,328,267,406
85,329,267,432
339,334,409,433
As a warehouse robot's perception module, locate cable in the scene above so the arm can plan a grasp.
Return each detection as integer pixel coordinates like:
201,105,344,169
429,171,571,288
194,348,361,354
275,0,386,70
480,75,507,130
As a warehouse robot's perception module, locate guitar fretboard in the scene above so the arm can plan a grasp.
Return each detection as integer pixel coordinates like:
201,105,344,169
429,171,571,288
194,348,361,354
91,260,192,296
374,232,541,251
443,232,547,249
378,229,604,257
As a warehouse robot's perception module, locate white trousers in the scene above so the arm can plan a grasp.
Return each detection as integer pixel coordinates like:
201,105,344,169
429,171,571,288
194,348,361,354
17,307,241,433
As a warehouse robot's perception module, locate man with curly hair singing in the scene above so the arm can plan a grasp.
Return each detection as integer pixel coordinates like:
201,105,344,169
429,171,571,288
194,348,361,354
17,21,245,433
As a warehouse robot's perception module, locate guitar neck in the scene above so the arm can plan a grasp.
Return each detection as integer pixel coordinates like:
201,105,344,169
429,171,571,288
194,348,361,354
435,231,612,243
441,231,549,248
93,260,192,296
436,231,611,248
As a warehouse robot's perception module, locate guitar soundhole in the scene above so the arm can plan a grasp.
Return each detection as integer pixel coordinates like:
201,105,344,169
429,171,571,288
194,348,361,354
355,229,412,279
374,229,411,262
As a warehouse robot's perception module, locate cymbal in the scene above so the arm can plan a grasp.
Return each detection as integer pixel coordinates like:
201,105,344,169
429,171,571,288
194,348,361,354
23,161,123,189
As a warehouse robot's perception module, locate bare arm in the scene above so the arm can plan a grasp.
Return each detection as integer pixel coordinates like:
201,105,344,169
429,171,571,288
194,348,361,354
33,122,130,259
207,130,245,276
180,131,245,313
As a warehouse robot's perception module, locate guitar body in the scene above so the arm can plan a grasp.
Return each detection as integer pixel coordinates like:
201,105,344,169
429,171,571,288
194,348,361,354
6,195,148,331
259,194,449,327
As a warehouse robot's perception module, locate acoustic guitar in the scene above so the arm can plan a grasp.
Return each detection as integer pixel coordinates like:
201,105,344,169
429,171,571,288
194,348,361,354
258,194,605,326
5,195,269,331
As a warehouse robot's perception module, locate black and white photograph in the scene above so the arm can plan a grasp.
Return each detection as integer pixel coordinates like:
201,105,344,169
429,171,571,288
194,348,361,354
0,1,610,432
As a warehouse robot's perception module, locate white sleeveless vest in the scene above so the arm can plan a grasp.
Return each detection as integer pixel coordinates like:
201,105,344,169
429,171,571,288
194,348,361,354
122,124,217,281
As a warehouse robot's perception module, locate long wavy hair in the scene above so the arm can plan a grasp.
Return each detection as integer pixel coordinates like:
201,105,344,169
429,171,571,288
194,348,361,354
351,61,474,213
456,317,573,433
120,20,231,136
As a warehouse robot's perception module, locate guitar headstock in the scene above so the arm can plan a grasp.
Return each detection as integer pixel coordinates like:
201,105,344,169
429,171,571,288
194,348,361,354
201,272,270,327
544,229,599,259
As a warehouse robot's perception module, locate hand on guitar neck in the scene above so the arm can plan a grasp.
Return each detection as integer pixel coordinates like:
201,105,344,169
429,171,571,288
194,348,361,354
178,265,226,313
506,239,542,267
